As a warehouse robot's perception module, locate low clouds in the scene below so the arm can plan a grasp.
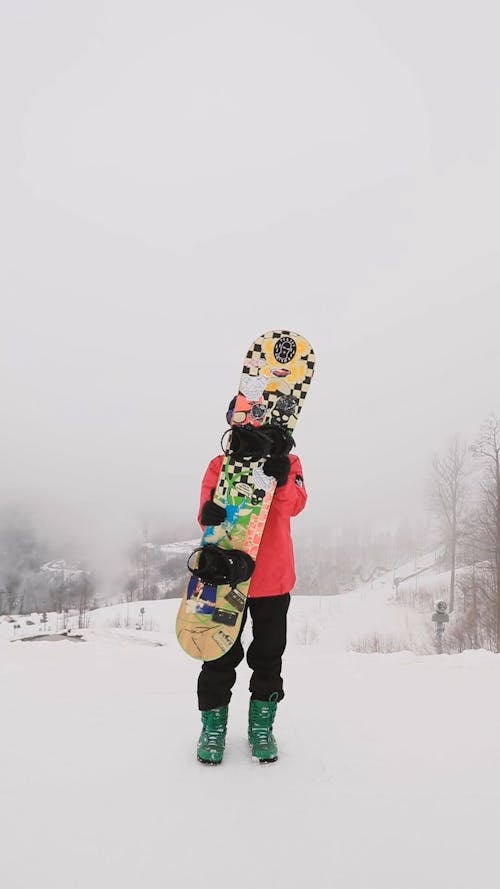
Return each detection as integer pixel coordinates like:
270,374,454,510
1,1,499,584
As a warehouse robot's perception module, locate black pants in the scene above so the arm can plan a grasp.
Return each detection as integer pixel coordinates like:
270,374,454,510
197,594,290,711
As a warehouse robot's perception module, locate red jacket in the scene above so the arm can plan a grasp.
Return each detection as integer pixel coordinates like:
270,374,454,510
198,454,307,598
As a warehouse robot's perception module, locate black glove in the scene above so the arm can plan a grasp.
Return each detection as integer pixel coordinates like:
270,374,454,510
263,455,291,487
200,499,227,526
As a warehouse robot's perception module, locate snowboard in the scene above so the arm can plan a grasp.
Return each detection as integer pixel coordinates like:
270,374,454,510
176,330,315,661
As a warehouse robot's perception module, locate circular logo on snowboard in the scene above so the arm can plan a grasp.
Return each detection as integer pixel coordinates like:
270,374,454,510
273,336,296,364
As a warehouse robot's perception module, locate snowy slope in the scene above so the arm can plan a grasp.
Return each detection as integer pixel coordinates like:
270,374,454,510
4,565,427,650
1,580,499,889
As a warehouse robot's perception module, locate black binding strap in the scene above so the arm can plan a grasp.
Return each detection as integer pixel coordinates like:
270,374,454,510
261,424,295,456
187,544,255,588
220,427,232,454
226,423,295,459
228,425,271,459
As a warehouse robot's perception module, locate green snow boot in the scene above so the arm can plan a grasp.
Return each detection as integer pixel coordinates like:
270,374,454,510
197,706,228,765
248,694,279,763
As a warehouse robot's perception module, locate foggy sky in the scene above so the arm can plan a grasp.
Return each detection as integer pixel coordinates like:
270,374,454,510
1,1,500,582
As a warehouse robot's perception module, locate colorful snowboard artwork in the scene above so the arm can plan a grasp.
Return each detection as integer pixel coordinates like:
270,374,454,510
176,330,315,661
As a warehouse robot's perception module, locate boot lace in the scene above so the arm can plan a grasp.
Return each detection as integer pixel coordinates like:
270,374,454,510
253,725,273,750
202,710,226,748
250,698,277,749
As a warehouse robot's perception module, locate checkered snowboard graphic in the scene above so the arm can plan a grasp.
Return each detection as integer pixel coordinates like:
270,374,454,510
176,330,315,661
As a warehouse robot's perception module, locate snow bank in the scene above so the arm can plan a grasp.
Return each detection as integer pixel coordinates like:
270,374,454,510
1,585,499,888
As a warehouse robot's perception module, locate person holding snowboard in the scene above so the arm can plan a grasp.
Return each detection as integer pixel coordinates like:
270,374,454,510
196,397,307,765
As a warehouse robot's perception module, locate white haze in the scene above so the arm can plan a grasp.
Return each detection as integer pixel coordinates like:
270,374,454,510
1,1,500,584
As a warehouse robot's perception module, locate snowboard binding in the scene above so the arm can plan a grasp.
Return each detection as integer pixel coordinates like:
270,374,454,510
222,424,294,459
261,424,295,457
187,544,255,590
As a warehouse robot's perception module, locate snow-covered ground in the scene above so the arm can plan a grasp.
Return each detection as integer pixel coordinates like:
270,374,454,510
1,573,499,889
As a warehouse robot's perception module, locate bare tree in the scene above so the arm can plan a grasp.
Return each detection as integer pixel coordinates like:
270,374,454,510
0,511,48,614
428,436,469,612
78,573,95,629
471,415,500,651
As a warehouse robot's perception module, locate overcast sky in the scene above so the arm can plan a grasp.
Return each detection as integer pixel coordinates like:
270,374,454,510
1,1,499,579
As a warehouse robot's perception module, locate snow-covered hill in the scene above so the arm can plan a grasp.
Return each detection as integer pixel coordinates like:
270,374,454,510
0,559,431,649
1,573,499,889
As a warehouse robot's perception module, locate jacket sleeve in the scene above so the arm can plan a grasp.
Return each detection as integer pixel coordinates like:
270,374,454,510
272,455,307,518
197,456,223,528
